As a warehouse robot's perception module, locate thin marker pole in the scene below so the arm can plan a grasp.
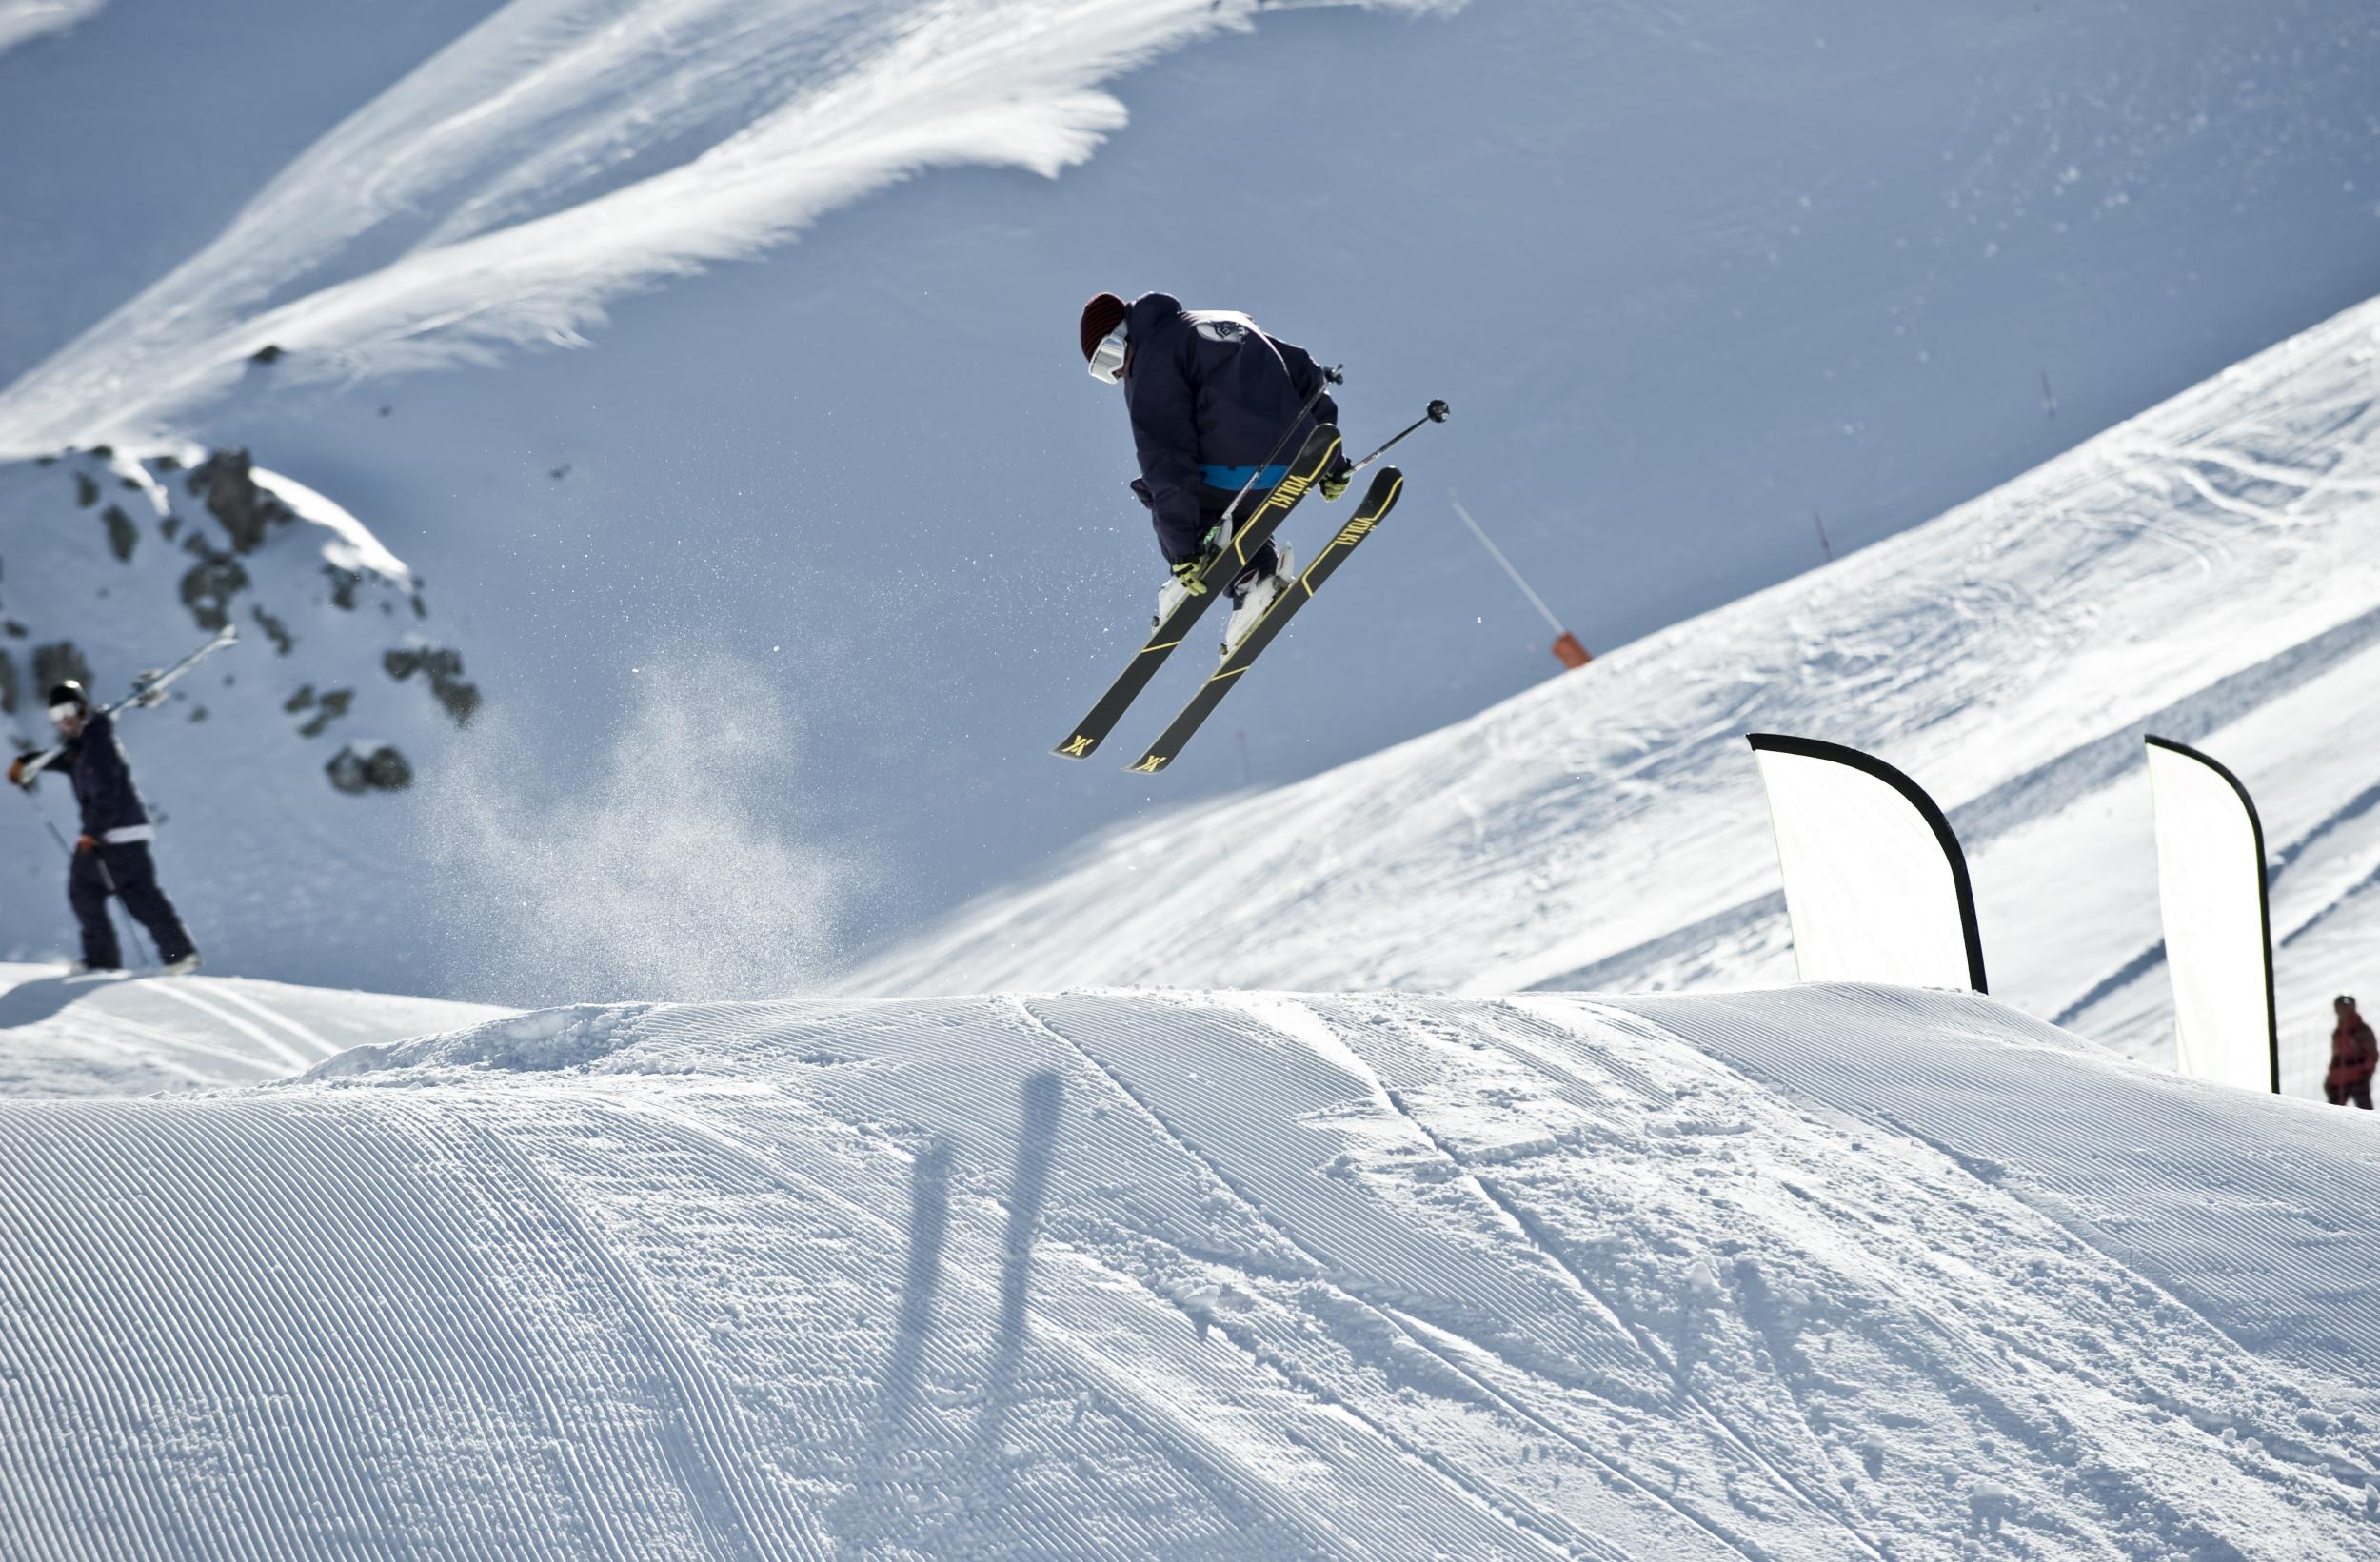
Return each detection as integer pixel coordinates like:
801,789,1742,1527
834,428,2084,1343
1451,495,1565,636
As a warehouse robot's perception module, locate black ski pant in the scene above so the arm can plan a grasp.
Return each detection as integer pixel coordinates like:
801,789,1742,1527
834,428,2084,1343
68,841,195,970
1192,484,1280,583
2328,1077,2373,1110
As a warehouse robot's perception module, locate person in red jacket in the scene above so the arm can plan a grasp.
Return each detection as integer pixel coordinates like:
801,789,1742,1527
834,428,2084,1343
2326,995,2375,1109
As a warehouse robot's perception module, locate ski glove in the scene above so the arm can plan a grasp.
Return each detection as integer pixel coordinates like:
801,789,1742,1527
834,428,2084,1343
1169,558,1210,597
5,757,28,787
1318,453,1354,503
75,834,99,853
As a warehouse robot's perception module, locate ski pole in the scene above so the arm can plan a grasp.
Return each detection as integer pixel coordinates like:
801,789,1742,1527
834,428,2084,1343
27,801,73,860
1215,365,1346,536
89,847,158,967
1348,400,1451,472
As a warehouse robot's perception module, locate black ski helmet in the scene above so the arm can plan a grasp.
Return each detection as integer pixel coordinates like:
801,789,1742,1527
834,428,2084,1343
46,682,89,713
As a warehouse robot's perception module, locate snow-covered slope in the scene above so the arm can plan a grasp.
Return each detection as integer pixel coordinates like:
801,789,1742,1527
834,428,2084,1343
10,0,2380,997
0,961,506,1097
850,293,2380,1094
4,983,2375,1557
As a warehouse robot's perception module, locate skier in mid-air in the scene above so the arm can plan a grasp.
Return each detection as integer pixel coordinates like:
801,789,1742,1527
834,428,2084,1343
9,681,202,977
1080,290,1352,650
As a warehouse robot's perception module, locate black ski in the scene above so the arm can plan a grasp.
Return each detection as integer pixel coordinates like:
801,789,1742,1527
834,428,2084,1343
1053,425,1342,761
1123,465,1404,774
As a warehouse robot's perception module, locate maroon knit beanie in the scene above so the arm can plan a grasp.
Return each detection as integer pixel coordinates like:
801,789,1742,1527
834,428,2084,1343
1080,292,1128,361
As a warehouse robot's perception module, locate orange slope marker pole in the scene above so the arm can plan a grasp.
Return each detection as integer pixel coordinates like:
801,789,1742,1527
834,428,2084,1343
1450,494,1590,671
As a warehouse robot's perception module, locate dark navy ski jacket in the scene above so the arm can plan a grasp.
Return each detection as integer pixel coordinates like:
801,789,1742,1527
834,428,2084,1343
1121,292,1339,563
18,713,153,841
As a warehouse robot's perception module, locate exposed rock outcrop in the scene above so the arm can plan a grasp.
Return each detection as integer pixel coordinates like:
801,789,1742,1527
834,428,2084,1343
251,605,293,654
185,448,294,554
384,645,480,727
177,533,250,632
326,743,412,794
30,642,92,699
17,447,483,797
100,504,137,563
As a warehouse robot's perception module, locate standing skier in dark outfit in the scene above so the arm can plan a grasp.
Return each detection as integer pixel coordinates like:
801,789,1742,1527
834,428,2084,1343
8,682,201,976
2328,995,2376,1109
1080,290,1352,650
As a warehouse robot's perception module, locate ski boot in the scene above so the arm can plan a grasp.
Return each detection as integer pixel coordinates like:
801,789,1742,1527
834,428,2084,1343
1221,544,1294,656
1155,524,1237,626
1154,572,1198,626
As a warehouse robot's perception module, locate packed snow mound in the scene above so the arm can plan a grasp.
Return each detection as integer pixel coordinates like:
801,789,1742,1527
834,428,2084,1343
0,962,506,1097
848,292,2380,1091
8,982,2378,1557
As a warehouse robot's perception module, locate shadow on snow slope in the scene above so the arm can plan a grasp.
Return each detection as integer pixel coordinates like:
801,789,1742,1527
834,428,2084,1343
3,983,2376,1558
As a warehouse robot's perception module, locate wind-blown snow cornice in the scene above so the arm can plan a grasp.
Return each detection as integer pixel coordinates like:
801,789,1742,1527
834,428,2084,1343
0,0,1452,458
0,0,103,60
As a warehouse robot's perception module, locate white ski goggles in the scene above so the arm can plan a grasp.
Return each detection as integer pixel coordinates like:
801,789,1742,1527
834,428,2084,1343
48,702,82,723
1086,325,1128,385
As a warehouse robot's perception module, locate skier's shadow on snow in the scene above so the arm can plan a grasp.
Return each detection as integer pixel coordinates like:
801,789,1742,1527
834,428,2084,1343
834,1075,1065,1547
878,1138,955,1425
976,1071,1062,1450
828,1137,956,1550
0,975,102,1032
867,1073,1063,1441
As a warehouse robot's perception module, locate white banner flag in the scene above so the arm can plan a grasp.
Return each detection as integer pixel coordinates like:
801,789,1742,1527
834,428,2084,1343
1749,734,1987,992
2145,736,2277,1093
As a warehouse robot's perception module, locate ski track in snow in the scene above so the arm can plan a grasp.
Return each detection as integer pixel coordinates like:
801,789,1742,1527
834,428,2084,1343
6,985,2380,1557
0,0,1447,457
